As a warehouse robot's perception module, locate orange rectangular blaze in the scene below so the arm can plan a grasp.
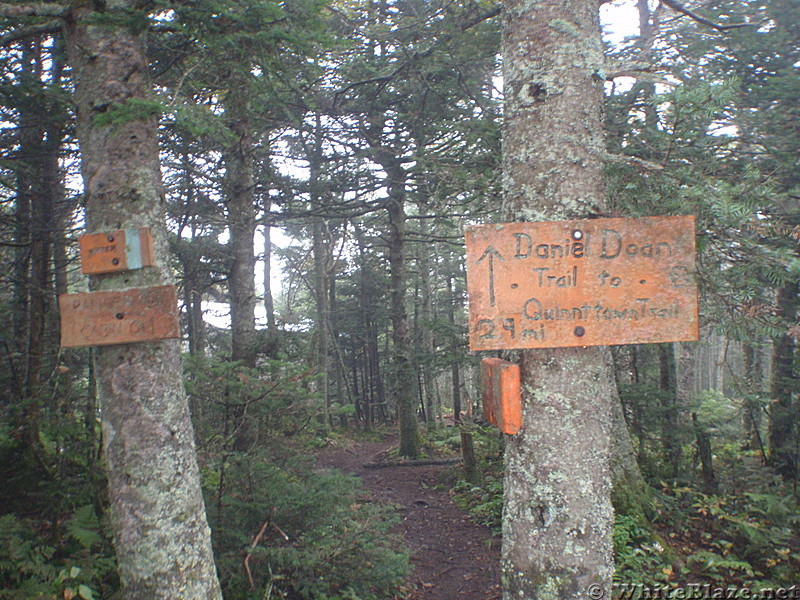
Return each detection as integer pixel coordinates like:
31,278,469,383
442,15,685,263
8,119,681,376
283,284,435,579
481,358,522,435
79,227,155,275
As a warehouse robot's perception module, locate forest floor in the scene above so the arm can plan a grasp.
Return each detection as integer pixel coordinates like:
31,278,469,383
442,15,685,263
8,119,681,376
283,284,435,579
316,436,502,600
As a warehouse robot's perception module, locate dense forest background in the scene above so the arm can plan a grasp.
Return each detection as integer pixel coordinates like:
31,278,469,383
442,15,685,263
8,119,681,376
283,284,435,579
0,0,798,599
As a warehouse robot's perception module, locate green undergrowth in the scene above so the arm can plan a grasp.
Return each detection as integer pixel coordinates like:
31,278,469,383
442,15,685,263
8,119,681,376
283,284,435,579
442,423,504,535
0,507,115,600
187,356,410,600
453,476,799,590
647,484,800,588
0,365,117,599
442,425,799,592
0,353,412,600
203,451,409,600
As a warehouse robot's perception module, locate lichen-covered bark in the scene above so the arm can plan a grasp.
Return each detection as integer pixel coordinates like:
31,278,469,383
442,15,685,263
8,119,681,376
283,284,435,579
501,1,614,598
65,3,223,598
501,2,607,223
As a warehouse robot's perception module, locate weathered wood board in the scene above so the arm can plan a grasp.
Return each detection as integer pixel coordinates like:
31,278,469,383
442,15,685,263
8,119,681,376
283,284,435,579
465,216,699,350
59,285,179,348
481,358,522,435
79,227,155,275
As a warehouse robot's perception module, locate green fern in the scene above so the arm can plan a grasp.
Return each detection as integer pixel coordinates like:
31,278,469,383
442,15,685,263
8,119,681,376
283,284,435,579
65,505,102,550
686,550,755,578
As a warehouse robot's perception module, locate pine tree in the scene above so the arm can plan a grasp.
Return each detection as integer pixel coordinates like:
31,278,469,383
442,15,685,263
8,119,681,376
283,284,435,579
0,3,225,597
500,1,615,597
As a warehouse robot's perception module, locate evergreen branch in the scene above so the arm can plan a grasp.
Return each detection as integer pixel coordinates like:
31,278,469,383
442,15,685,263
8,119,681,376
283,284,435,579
660,0,757,32
0,20,62,46
602,151,665,172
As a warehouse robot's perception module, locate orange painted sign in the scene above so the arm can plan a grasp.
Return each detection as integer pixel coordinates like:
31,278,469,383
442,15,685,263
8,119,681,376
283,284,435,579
465,216,698,350
481,358,522,435
79,227,155,275
59,285,179,348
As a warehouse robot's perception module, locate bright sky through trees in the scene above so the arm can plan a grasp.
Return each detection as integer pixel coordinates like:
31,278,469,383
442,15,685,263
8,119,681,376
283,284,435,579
202,1,642,330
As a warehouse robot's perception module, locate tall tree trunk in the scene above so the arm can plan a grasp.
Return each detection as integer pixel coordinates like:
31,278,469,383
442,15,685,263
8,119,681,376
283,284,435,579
308,114,332,419
354,227,383,427
225,85,257,369
11,41,36,402
742,341,764,455
417,214,437,427
53,197,70,298
224,86,258,452
263,223,277,335
768,283,798,480
382,156,420,457
501,1,615,597
24,115,62,450
609,373,651,522
64,5,222,598
659,343,683,479
174,144,206,358
329,277,355,422
10,36,68,463
692,413,718,494
446,273,462,422
312,217,331,419
183,261,206,358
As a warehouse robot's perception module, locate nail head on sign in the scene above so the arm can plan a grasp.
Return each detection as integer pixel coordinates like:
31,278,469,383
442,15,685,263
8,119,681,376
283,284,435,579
574,326,585,337
572,230,583,240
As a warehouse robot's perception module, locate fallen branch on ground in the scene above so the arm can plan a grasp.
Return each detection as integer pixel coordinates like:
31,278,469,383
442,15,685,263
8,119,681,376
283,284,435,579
362,457,462,469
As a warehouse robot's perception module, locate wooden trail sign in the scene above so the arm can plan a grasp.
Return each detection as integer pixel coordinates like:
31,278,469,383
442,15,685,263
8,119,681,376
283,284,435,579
79,227,155,275
59,285,179,348
465,215,699,350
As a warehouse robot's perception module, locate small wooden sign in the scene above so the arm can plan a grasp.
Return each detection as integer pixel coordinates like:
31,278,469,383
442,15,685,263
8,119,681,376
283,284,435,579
79,227,155,275
481,358,522,435
465,216,699,350
59,285,179,348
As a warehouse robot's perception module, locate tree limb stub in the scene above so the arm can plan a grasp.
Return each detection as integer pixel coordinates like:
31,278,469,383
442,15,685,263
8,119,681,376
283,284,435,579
0,2,68,46
0,3,68,18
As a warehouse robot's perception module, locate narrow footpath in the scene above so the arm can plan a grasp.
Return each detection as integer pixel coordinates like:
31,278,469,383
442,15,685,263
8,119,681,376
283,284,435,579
316,438,502,600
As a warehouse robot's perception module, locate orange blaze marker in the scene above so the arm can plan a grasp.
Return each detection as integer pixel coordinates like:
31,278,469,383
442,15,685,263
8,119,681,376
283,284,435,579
481,358,522,435
79,227,155,275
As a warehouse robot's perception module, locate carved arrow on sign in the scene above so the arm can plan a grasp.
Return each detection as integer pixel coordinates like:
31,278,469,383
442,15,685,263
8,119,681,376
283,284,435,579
477,245,504,306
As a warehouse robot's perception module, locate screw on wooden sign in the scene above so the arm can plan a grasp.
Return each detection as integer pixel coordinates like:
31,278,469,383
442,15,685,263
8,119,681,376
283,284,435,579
465,215,699,350
481,358,522,435
59,285,179,348
79,227,155,275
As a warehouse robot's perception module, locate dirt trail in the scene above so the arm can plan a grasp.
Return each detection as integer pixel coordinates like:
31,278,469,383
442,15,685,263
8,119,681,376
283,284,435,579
316,439,502,600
